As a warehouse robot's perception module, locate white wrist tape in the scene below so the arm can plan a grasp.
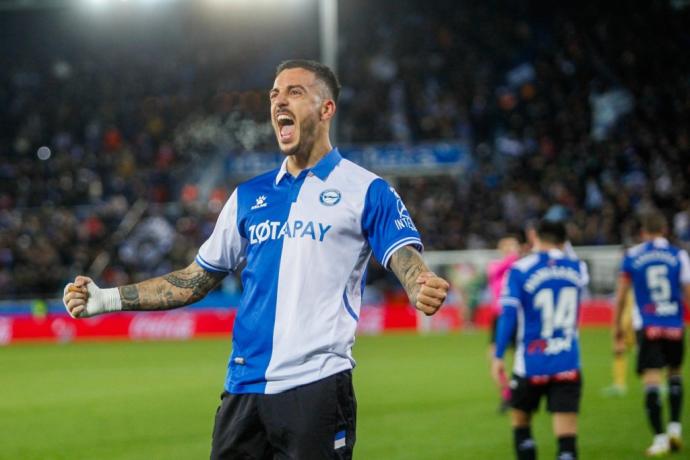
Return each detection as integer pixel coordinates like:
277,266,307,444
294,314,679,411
85,284,122,317
100,287,123,313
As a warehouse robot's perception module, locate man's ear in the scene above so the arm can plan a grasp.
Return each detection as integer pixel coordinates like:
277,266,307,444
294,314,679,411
321,99,336,121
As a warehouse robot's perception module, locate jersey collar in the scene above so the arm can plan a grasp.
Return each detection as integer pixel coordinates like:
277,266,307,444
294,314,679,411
652,237,669,247
275,148,342,184
535,248,565,259
547,248,565,258
311,148,342,180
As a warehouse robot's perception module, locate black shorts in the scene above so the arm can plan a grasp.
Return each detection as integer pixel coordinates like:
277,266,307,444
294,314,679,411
510,373,582,414
211,370,356,460
489,315,517,347
636,330,685,374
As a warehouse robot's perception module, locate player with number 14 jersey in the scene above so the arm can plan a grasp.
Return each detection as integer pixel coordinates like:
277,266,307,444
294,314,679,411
493,220,589,460
499,248,589,378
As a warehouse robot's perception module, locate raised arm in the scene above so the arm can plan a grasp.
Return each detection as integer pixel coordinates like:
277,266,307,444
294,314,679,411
63,261,226,318
389,245,449,316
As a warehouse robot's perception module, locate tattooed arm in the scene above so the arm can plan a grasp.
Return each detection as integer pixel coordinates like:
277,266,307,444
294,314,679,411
63,261,225,318
119,262,225,310
389,245,450,316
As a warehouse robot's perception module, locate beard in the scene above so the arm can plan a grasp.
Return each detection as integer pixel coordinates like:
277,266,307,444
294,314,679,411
280,112,318,157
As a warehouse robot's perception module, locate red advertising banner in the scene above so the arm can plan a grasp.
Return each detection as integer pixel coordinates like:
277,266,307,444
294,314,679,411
2,310,236,345
2,300,676,345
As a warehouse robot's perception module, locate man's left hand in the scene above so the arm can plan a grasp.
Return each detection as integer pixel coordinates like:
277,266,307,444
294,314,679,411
415,272,450,316
491,358,507,387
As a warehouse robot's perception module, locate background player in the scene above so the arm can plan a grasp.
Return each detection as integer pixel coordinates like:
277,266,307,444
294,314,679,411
492,220,589,460
603,241,639,397
63,60,450,459
602,287,635,396
614,211,690,456
487,234,522,413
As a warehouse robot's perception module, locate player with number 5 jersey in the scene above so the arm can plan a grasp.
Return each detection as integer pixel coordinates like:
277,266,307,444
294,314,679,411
492,219,589,460
620,236,689,333
614,211,690,456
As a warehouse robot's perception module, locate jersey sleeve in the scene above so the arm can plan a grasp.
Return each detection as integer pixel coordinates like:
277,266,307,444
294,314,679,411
679,250,690,285
499,267,522,309
195,189,248,273
361,178,423,269
495,306,517,359
579,260,590,287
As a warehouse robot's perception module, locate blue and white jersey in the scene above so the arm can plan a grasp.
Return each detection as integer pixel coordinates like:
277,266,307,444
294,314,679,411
620,237,690,330
196,148,422,394
498,249,589,377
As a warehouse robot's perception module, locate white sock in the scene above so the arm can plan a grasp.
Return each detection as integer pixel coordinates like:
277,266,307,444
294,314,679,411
653,433,669,445
667,422,681,436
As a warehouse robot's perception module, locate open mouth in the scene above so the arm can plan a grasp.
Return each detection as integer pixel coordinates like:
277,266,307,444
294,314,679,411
276,113,296,143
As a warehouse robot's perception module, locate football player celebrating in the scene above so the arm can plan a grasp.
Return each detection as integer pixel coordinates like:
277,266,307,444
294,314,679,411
64,60,450,459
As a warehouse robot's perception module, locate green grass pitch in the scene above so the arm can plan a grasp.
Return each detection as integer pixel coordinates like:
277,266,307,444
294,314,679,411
1,328,687,459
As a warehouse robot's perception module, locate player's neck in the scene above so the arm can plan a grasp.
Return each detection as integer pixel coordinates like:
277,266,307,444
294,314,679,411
286,137,333,176
642,232,664,242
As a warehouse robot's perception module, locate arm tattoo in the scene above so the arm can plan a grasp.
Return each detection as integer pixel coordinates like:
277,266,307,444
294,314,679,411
163,270,220,302
119,262,225,311
119,285,140,310
389,246,428,305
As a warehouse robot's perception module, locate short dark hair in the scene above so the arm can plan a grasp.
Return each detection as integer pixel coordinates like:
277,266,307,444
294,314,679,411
535,219,567,244
639,210,667,234
276,59,341,102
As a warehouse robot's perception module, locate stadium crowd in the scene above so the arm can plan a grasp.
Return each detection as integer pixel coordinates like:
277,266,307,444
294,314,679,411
341,0,690,250
1,1,689,298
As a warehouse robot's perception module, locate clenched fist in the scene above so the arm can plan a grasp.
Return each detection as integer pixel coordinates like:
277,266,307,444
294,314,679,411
415,272,450,316
63,276,122,318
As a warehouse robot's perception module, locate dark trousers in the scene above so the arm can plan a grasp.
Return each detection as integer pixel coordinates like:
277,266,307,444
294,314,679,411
211,370,356,460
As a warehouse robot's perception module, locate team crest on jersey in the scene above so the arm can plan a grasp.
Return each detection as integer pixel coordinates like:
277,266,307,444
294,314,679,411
319,189,341,206
251,195,268,210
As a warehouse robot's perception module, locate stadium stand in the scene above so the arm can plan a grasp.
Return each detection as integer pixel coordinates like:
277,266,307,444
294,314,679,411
1,0,689,298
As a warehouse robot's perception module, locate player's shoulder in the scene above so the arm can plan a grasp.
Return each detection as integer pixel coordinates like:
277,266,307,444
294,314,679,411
666,245,690,268
512,253,541,273
333,159,398,205
625,241,648,258
335,158,380,187
233,168,283,215
659,239,684,255
555,250,584,267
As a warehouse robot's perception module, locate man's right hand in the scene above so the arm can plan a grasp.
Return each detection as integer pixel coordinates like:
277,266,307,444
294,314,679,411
63,276,122,318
